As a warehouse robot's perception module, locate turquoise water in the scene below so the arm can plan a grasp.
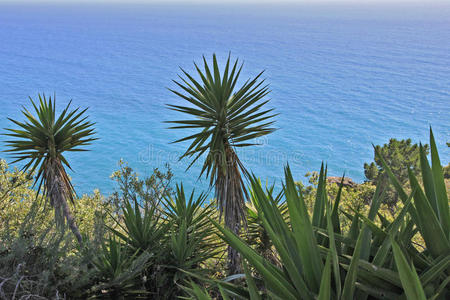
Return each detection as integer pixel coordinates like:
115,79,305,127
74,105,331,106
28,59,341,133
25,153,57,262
0,3,449,195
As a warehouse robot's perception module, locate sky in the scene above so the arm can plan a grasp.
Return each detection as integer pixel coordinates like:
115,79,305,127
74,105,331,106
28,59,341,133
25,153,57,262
0,0,447,3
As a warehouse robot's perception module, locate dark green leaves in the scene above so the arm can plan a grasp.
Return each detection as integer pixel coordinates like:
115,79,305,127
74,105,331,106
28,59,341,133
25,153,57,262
375,128,450,259
167,55,276,274
3,94,97,193
207,127,449,299
166,54,276,177
391,237,427,300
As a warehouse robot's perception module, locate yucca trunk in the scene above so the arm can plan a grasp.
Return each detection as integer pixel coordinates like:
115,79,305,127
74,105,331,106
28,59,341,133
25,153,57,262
44,158,83,244
216,145,247,274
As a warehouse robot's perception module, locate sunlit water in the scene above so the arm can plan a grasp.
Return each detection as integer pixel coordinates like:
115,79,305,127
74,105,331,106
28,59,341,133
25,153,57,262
0,3,449,195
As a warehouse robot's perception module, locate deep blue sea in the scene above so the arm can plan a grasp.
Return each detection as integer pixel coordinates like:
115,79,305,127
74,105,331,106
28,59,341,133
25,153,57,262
0,3,449,196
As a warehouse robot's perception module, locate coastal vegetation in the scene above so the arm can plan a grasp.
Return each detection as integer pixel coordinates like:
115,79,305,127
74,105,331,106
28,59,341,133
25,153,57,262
167,54,276,275
3,95,97,243
0,56,449,299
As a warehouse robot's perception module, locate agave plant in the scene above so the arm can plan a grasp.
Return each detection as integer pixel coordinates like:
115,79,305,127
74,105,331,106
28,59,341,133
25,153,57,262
90,237,151,299
206,128,449,299
107,196,168,254
163,184,221,270
3,94,96,243
167,54,276,273
96,168,171,298
246,181,286,267
163,184,222,297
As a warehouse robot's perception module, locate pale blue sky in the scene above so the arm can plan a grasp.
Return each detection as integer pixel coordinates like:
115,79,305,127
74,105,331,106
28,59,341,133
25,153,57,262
0,0,446,3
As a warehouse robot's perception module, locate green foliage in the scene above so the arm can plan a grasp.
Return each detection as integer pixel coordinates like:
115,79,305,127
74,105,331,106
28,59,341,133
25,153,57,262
3,94,96,200
164,184,221,270
0,159,42,234
213,166,362,299
90,237,150,299
391,237,427,300
364,138,427,184
166,54,276,178
91,164,218,299
443,163,450,179
206,129,449,299
364,138,428,208
108,196,167,254
2,92,449,300
245,181,286,266
0,160,114,242
0,193,95,299
0,229,95,299
3,94,97,243
0,159,115,299
109,159,173,211
167,54,276,273
296,173,377,233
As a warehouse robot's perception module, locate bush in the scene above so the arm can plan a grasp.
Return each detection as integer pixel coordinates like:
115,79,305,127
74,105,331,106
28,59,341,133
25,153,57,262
0,160,113,299
363,138,428,208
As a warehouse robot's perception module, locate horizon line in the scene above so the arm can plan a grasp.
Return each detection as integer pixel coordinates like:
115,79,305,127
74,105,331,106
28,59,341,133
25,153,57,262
1,0,449,4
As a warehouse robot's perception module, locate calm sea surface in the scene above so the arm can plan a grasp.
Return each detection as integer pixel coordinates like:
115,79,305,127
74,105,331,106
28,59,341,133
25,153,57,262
0,3,449,195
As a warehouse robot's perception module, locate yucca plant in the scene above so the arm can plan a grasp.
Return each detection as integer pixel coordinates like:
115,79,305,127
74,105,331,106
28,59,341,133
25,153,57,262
105,180,223,299
90,237,151,299
163,184,222,270
3,94,96,243
162,185,223,298
108,196,168,254
167,54,276,273
97,168,172,298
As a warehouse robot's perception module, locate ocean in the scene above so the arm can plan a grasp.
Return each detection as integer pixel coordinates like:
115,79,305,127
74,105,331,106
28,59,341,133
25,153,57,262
0,2,449,195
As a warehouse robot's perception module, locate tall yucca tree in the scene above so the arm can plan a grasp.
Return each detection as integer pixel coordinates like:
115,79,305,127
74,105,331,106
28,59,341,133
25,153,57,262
3,94,97,243
167,54,276,274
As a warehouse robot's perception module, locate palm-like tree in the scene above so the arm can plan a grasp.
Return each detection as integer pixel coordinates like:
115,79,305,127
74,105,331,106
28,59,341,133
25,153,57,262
3,94,96,243
167,54,276,273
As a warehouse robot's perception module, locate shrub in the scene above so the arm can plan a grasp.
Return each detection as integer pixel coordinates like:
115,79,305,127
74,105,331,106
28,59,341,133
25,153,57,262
0,159,113,299
363,138,428,208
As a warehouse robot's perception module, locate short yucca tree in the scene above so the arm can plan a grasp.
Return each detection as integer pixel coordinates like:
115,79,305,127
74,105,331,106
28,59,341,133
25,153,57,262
167,54,276,274
4,94,96,243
